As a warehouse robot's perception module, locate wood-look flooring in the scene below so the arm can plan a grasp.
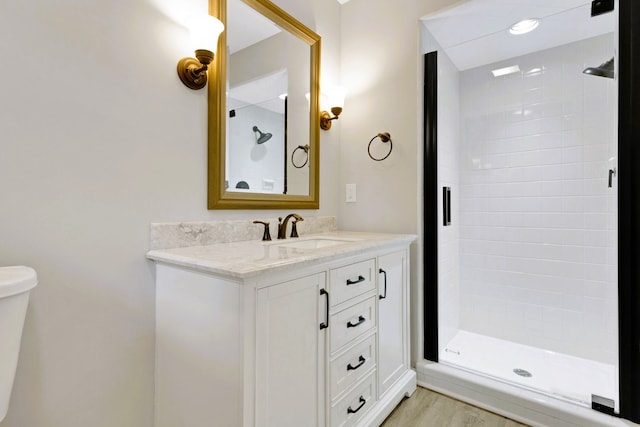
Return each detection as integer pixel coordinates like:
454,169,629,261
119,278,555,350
381,387,530,427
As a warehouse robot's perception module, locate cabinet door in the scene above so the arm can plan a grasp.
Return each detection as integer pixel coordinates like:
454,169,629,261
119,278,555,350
377,251,408,396
256,273,327,427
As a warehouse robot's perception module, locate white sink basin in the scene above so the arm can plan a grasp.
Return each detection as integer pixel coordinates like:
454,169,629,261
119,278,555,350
274,237,355,250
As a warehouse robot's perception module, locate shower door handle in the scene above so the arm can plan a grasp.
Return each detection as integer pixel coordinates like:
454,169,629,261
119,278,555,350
609,168,616,188
443,187,451,226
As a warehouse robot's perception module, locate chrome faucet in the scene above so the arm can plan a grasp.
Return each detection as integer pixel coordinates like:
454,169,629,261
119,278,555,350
277,214,304,239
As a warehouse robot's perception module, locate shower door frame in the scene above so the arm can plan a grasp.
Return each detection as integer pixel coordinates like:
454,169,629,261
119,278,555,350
423,50,439,363
615,0,640,422
422,0,640,422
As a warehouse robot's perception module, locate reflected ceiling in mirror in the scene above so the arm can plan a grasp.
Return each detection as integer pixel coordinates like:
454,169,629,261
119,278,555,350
208,0,321,209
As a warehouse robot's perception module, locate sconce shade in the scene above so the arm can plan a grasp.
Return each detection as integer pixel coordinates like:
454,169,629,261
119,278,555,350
327,86,347,109
177,15,224,90
187,15,225,54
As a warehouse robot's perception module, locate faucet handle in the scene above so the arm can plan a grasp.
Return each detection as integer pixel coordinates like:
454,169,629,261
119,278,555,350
277,217,285,239
290,216,304,238
252,220,271,241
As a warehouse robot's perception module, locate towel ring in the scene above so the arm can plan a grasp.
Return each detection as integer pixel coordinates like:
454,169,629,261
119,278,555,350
368,132,393,161
292,144,310,168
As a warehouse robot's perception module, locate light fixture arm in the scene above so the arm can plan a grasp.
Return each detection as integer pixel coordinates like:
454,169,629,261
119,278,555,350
177,49,215,90
320,106,343,130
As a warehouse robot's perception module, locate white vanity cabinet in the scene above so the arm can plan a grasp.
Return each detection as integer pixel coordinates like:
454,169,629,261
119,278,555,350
377,251,408,397
255,273,327,426
150,233,416,427
154,265,328,427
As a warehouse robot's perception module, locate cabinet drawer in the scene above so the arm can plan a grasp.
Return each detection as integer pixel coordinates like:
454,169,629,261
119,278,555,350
330,259,376,306
330,372,377,427
330,297,376,353
330,334,376,401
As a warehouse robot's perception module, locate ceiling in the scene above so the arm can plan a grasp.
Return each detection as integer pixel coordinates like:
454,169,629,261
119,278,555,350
228,70,287,114
226,1,290,112
421,0,615,70
227,0,282,54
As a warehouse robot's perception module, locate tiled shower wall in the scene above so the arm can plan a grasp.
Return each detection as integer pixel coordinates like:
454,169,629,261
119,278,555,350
458,34,617,365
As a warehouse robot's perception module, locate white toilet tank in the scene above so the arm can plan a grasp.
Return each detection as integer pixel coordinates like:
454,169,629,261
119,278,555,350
0,266,37,422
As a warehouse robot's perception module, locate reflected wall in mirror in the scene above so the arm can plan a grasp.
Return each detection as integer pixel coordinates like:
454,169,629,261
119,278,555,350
208,0,321,209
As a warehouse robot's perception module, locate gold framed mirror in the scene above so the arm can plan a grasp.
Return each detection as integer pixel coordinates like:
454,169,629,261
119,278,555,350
208,0,321,209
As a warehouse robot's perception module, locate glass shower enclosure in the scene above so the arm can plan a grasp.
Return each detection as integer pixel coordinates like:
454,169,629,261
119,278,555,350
418,0,640,423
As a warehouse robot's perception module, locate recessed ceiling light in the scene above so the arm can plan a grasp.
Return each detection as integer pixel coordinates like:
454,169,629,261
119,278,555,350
509,18,539,35
492,65,521,77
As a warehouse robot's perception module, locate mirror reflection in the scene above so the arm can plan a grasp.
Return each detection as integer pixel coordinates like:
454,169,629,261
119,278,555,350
225,0,310,196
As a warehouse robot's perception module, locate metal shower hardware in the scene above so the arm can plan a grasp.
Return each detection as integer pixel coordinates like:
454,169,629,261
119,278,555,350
252,126,272,144
443,187,451,226
583,57,614,79
609,168,617,188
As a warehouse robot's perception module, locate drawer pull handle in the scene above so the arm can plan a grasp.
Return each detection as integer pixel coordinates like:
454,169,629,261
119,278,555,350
347,396,366,414
347,315,366,328
346,275,365,285
347,355,366,371
319,289,329,330
379,268,387,300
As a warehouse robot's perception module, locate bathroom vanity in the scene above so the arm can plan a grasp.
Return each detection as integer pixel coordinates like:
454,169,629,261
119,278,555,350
147,231,416,427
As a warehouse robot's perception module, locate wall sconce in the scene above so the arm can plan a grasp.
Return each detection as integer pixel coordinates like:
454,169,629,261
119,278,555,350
320,87,347,130
177,15,225,90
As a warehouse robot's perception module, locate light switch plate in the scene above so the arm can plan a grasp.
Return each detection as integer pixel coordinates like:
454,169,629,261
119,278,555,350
346,184,357,202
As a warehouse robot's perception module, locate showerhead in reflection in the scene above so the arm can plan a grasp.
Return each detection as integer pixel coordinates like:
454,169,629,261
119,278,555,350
583,57,614,79
252,126,272,144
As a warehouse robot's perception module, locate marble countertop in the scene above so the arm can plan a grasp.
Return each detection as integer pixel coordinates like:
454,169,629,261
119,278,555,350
146,231,416,279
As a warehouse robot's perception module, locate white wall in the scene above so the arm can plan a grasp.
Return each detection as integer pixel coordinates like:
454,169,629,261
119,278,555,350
339,0,462,368
339,2,417,234
338,0,457,234
0,0,340,425
458,34,617,364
